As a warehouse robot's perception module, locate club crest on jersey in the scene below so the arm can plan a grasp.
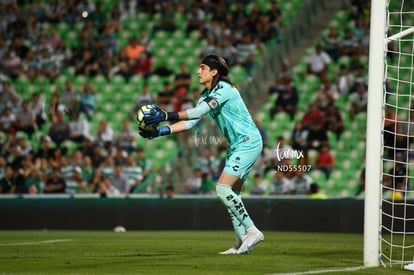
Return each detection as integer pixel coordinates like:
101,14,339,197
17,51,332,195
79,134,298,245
205,97,219,109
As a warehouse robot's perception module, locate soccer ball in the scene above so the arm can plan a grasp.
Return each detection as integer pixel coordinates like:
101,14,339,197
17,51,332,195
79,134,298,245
136,104,158,131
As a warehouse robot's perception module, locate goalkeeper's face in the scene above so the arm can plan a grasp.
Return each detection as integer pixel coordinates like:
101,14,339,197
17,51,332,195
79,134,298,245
197,64,217,90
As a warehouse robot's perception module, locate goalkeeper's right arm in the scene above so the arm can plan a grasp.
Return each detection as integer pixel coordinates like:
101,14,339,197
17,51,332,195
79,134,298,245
169,119,200,134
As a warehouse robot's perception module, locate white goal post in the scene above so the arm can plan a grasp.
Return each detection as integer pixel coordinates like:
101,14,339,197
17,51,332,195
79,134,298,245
364,0,386,267
365,0,414,268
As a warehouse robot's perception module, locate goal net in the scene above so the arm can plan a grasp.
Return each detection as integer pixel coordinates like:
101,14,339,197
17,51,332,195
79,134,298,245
372,0,414,268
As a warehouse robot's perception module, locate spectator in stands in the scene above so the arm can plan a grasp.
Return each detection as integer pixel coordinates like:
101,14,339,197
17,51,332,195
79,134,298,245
321,25,341,62
45,0,64,24
79,135,95,160
235,32,258,79
252,9,274,43
199,36,218,59
71,166,89,194
98,177,117,197
94,120,114,149
90,143,105,168
14,100,36,139
185,167,202,194
135,84,155,111
336,64,354,95
173,64,191,112
156,81,174,111
113,146,127,166
314,145,335,179
25,168,42,194
88,167,104,193
21,49,38,82
134,52,152,79
185,3,206,36
48,93,64,123
306,44,331,79
306,121,329,151
0,107,16,134
324,103,345,141
301,103,324,131
123,37,146,63
75,49,96,76
48,112,70,148
69,112,89,144
290,121,308,151
351,65,368,90
291,170,313,195
0,165,15,194
11,35,29,61
349,83,368,121
116,119,135,154
123,154,143,193
308,183,328,199
1,81,18,104
269,59,294,94
314,78,339,111
59,80,78,112
135,147,150,182
69,149,84,168
268,0,283,37
152,1,176,33
2,50,22,80
270,171,292,195
269,80,298,120
249,173,267,195
340,28,358,57
81,155,94,183
174,63,192,95
198,147,219,181
43,167,66,193
218,39,237,67
46,27,63,51
37,47,60,83
348,51,363,73
109,163,129,195
28,93,46,129
78,82,96,120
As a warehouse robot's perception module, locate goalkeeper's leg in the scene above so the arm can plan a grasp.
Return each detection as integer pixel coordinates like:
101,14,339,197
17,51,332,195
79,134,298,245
216,174,263,254
219,183,246,254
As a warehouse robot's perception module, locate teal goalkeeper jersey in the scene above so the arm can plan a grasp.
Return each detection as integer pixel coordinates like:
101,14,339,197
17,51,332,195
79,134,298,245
198,80,261,149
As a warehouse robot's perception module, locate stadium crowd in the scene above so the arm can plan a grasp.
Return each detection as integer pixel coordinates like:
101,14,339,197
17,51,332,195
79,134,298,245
0,0,377,197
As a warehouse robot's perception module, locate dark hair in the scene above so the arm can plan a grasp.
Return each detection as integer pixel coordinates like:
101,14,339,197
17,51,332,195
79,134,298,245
201,54,233,88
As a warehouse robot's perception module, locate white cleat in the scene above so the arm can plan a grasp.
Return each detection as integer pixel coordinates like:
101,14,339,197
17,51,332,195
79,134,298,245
219,246,239,255
236,231,264,254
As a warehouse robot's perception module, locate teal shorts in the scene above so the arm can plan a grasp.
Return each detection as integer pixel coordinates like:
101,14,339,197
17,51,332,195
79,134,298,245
223,136,263,182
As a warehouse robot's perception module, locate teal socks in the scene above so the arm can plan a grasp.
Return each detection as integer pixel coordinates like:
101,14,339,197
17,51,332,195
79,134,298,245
216,183,254,230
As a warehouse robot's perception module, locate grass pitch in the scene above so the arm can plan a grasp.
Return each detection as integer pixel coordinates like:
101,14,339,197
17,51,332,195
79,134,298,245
0,230,408,274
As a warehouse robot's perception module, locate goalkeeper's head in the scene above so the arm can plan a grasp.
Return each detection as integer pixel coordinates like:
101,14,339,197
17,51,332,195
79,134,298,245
200,54,232,88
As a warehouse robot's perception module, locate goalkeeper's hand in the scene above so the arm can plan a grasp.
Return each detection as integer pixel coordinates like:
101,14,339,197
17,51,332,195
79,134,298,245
138,126,171,139
143,104,168,126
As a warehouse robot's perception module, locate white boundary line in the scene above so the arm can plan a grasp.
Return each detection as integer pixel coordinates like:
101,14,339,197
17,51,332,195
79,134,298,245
268,266,370,275
0,239,72,246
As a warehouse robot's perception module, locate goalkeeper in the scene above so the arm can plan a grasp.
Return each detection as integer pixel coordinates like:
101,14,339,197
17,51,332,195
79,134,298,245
140,54,264,254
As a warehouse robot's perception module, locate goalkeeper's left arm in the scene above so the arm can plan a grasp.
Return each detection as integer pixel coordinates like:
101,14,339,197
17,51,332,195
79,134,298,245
140,103,210,139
